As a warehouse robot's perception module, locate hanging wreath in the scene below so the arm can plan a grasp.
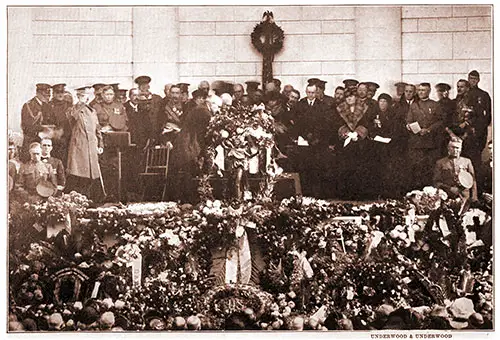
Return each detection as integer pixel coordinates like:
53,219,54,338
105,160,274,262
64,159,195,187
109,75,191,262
251,11,285,56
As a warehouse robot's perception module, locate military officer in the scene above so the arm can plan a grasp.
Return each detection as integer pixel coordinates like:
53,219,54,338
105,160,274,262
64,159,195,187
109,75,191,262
158,84,185,144
16,142,57,200
40,137,66,193
65,86,104,200
435,83,455,155
467,70,491,155
134,75,163,139
406,83,444,189
342,79,359,95
245,81,260,97
433,138,477,203
20,83,51,162
394,82,407,101
93,85,128,131
366,81,380,101
44,83,73,165
89,83,106,108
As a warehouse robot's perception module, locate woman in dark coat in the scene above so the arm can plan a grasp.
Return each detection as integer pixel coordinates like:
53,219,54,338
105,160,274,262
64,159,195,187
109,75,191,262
336,90,371,200
65,87,104,200
368,93,408,198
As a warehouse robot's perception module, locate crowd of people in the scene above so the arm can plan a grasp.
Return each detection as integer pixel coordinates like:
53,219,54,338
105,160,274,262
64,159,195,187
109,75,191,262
8,70,492,206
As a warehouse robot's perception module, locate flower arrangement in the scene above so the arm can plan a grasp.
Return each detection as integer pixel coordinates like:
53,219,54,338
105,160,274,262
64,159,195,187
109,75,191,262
405,186,448,215
8,196,493,330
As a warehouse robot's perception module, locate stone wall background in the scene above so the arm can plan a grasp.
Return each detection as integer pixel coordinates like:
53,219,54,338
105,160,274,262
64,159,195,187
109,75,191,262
8,5,492,133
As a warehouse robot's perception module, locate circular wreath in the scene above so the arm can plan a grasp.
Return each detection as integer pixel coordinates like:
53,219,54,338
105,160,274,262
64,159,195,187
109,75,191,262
251,21,285,55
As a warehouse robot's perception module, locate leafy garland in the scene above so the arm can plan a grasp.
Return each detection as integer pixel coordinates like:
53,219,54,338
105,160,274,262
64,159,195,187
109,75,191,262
251,20,285,55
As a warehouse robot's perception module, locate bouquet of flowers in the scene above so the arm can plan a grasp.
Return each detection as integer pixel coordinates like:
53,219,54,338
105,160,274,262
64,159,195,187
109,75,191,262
405,187,448,215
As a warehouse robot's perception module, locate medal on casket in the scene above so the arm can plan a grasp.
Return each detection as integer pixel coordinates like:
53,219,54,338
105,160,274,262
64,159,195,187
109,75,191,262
36,180,57,197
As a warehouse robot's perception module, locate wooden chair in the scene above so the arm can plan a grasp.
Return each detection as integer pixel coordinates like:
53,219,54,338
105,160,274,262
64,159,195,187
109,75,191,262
139,143,173,201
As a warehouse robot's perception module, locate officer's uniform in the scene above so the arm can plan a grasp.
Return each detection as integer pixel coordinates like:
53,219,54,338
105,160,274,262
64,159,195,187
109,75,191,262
433,155,477,201
21,92,50,162
42,156,66,191
16,160,57,197
406,98,444,189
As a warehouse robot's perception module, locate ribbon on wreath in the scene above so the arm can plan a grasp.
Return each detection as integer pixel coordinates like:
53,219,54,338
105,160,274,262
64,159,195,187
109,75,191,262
225,219,256,284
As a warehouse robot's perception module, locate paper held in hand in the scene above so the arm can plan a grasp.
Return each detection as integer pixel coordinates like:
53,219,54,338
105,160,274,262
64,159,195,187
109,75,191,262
408,122,422,134
374,135,392,144
297,136,309,146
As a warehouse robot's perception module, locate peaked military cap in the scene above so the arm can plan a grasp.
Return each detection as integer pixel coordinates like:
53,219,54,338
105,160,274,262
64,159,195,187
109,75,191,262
51,83,66,93
177,83,191,93
366,82,380,91
419,82,431,87
342,79,359,87
134,75,152,85
308,78,327,89
272,78,282,87
92,83,106,91
76,86,92,93
394,82,408,88
435,83,451,92
36,83,51,91
245,81,260,89
109,83,120,92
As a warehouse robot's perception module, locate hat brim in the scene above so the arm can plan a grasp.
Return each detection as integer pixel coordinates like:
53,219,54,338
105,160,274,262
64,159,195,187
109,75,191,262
449,319,469,329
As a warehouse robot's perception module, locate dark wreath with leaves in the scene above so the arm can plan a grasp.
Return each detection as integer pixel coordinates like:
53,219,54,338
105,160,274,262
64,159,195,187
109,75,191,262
251,20,285,55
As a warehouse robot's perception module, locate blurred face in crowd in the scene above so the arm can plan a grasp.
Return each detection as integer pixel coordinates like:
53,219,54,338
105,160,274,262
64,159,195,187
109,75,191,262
77,92,90,104
367,90,375,100
102,88,115,104
436,89,448,101
404,85,416,101
346,93,356,106
164,84,172,97
378,98,389,112
138,83,150,92
357,84,368,99
253,89,264,104
457,81,469,96
488,142,493,161
198,81,210,94
233,84,244,100
468,74,480,87
41,139,53,157
181,92,189,103
396,85,406,98
37,89,51,103
334,88,345,102
265,82,277,93
316,87,325,99
129,89,140,105
282,85,293,97
240,95,251,107
447,142,462,158
170,87,181,103
288,91,300,107
306,85,317,101
8,144,16,160
417,85,431,100
53,91,65,101
194,95,205,106
29,146,42,163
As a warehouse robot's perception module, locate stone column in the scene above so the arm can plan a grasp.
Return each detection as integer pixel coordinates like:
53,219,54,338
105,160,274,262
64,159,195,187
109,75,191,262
355,6,402,97
132,7,179,95
8,7,34,132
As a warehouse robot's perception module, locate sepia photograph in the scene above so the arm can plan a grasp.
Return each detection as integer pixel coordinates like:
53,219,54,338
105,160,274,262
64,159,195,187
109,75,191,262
4,2,495,336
